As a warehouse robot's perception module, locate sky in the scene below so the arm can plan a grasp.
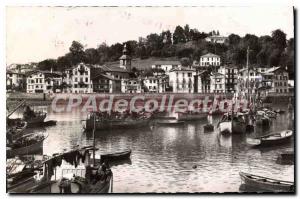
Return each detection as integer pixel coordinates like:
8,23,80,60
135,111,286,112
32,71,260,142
6,6,294,65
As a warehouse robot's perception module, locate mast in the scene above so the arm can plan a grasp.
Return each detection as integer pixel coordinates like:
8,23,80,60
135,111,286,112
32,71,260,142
246,46,250,102
93,113,96,166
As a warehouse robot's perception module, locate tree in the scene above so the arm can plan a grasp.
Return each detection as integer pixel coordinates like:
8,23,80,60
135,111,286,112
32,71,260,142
69,41,86,65
85,48,100,64
173,26,186,44
272,29,287,50
37,59,57,71
184,24,191,41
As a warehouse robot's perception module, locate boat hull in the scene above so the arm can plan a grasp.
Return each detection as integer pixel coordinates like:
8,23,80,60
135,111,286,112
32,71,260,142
85,119,149,131
239,172,294,192
218,121,232,135
25,115,47,127
178,113,207,121
7,137,45,158
100,150,131,163
232,120,246,134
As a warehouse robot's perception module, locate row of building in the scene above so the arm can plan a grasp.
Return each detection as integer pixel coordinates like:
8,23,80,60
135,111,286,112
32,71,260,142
7,45,292,97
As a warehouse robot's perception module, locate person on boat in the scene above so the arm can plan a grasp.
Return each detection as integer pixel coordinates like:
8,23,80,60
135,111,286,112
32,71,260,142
24,106,36,119
58,178,72,193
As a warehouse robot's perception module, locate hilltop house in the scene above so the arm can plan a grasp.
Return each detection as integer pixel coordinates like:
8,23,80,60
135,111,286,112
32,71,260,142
200,53,221,67
205,34,228,44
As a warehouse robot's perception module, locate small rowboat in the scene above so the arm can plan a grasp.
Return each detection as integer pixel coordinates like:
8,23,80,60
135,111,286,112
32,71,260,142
100,149,131,163
246,130,293,147
156,120,185,126
239,172,294,192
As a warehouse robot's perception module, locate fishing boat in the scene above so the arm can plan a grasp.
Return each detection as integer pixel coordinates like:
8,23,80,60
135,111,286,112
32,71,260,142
27,146,113,193
178,112,207,121
255,111,271,127
203,123,214,132
100,149,131,163
23,106,47,127
7,118,27,133
156,120,185,126
246,130,293,147
6,132,47,158
217,113,232,135
239,172,294,192
218,112,246,135
85,112,151,131
7,155,49,193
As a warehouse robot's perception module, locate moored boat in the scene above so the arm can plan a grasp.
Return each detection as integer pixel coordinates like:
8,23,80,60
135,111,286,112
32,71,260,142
246,130,293,147
27,146,113,194
100,149,131,163
7,155,50,193
85,112,151,131
23,106,47,127
6,133,47,158
218,112,247,135
239,172,294,192
156,120,185,126
178,112,207,121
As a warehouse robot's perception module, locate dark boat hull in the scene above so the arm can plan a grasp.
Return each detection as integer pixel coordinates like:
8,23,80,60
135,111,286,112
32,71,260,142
6,137,45,158
239,172,294,192
100,150,131,162
85,119,149,131
157,121,185,126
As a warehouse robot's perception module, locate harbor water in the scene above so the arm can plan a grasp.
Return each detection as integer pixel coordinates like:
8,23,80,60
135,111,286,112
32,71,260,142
11,105,294,193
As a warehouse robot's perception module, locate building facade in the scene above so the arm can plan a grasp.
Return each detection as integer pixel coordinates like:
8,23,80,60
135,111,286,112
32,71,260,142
143,76,167,93
92,73,121,93
218,66,238,93
205,35,228,44
210,72,225,93
121,78,143,93
261,67,289,95
169,66,196,93
200,53,221,67
151,61,181,75
64,63,93,94
26,71,62,94
6,70,26,91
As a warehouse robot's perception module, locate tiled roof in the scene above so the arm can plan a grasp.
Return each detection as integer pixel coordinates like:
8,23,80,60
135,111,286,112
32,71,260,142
201,53,220,58
169,66,195,72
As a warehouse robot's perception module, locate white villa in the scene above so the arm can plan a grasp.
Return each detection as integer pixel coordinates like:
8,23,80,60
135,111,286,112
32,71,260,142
200,53,221,67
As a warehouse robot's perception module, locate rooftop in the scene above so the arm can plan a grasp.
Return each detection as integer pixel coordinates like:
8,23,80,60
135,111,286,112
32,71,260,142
201,53,220,58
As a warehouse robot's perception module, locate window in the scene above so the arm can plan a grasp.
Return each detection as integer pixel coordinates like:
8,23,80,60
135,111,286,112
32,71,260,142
85,78,88,82
85,71,88,75
75,78,78,82
188,73,192,77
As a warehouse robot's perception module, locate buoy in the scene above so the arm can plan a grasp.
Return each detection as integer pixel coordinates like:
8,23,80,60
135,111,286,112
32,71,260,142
192,165,197,169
